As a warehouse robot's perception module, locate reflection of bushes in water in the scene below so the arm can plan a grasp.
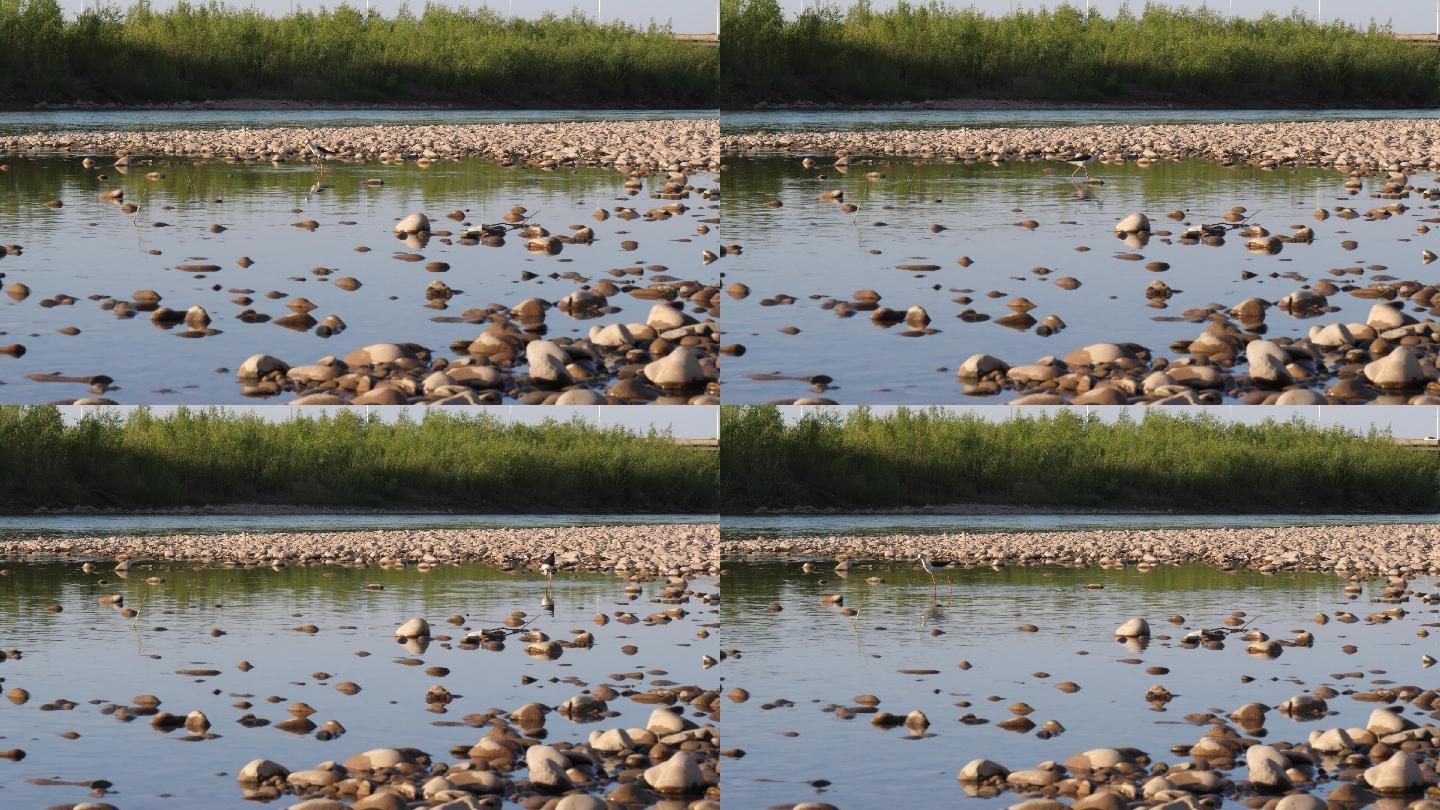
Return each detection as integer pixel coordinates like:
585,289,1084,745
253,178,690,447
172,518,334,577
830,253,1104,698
721,558,1338,615
0,157,645,225
0,406,718,512
0,0,717,106
721,0,1440,106
719,156,1338,241
0,559,621,628
721,405,1437,511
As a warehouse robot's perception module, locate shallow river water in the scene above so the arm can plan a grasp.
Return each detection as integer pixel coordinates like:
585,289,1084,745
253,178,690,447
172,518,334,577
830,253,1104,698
721,155,1433,403
0,512,710,538
721,554,1425,808
0,555,718,808
0,156,716,403
0,109,716,137
723,108,1440,134
724,511,1440,538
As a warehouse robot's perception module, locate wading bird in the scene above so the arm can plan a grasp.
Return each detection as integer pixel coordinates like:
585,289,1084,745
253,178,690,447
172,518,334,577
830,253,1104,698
918,554,954,597
307,142,337,169
1064,152,1098,180
540,552,556,592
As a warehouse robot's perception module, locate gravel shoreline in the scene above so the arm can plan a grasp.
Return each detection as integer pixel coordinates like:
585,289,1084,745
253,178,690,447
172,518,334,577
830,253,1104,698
724,524,1440,577
3,524,720,575
2,119,720,170
722,139,1440,405
722,119,1440,170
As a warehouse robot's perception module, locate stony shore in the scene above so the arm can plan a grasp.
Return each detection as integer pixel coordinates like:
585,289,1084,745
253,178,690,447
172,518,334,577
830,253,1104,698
232,724,720,810
723,144,1440,405
0,135,721,404
2,119,720,171
0,549,720,810
726,530,1440,810
4,524,720,576
722,119,1440,170
724,524,1440,577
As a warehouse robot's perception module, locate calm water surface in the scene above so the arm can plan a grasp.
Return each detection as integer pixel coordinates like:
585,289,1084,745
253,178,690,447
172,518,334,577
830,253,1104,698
722,555,1421,808
0,512,711,539
723,108,1440,134
0,108,715,137
722,155,1428,403
0,556,718,808
0,156,717,402
722,512,1440,539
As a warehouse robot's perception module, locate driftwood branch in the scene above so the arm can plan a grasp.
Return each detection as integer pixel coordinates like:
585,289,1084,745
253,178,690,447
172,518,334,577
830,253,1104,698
462,613,539,644
1183,210,1260,240
1182,614,1259,644
460,211,539,240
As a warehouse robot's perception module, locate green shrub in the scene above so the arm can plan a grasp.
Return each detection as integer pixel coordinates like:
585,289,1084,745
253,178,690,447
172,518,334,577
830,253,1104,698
721,0,1440,106
721,405,1436,511
0,0,717,106
0,406,718,512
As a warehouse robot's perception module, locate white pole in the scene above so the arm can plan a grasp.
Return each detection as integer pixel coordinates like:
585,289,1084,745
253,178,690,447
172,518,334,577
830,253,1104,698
598,0,601,22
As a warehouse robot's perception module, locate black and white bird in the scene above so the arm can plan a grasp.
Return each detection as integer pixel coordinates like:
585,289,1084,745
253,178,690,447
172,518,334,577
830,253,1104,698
1064,152,1098,180
917,554,954,596
540,552,556,591
307,142,338,169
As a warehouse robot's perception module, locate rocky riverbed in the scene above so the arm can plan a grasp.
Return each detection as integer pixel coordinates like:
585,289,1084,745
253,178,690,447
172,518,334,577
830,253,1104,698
3,524,720,576
0,551,720,808
5,119,720,171
723,523,1440,577
721,147,1440,404
944,180,1440,405
721,543,1440,809
0,150,718,404
721,119,1440,171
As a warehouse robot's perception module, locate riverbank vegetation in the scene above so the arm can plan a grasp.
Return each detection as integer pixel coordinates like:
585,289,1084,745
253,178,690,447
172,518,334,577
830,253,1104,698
720,406,1439,512
721,0,1440,107
0,0,718,107
0,407,717,512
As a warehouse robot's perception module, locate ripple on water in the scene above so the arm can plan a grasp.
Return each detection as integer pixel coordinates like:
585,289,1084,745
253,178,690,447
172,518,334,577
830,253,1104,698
721,155,1439,404
0,557,719,808
721,555,1423,808
0,155,718,403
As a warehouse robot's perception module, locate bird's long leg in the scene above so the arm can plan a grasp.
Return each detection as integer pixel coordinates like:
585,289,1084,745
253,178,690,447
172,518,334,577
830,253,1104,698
928,571,937,600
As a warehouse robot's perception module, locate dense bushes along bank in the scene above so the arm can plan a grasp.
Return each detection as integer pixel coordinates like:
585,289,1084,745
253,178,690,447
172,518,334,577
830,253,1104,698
720,406,1440,512
721,0,1440,107
0,407,718,512
0,0,718,107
